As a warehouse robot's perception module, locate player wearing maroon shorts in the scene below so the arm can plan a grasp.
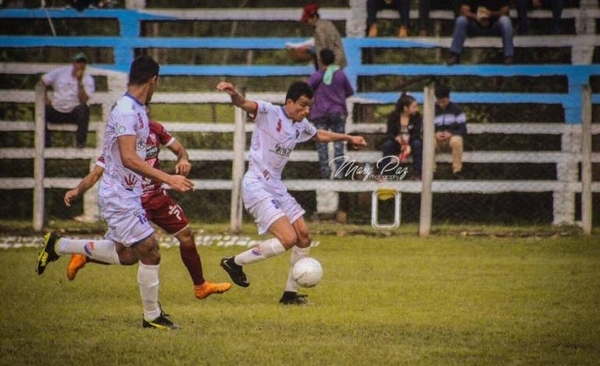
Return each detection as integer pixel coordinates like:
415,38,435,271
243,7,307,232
64,120,232,300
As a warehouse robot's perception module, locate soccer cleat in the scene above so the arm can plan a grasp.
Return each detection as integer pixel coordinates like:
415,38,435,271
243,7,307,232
66,254,88,281
142,311,180,330
220,257,250,287
279,292,309,305
36,232,61,275
194,281,233,299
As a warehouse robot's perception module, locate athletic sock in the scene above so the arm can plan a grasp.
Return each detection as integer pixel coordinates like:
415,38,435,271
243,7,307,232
284,246,310,292
57,238,120,264
138,262,161,321
235,238,287,266
179,245,204,286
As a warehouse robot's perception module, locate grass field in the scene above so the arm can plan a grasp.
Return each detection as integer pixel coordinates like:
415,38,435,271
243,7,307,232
1,231,599,366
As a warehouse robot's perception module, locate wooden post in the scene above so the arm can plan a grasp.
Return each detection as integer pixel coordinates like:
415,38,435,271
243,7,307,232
581,85,592,235
230,100,246,233
33,82,45,231
419,84,435,237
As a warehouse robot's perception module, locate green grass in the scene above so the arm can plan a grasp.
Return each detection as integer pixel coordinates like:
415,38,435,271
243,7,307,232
1,234,600,366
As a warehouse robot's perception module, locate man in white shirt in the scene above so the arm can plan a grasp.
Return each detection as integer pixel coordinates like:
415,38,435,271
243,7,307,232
217,80,366,305
41,52,95,148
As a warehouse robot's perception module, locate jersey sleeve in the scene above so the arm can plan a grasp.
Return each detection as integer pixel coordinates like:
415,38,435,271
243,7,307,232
252,100,272,126
297,119,318,143
96,155,106,169
151,122,175,147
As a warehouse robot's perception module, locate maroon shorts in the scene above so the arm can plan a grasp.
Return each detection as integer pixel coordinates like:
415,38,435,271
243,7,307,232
142,191,189,235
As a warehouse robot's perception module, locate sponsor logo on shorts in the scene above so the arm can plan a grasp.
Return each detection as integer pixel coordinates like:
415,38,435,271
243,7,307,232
271,199,280,209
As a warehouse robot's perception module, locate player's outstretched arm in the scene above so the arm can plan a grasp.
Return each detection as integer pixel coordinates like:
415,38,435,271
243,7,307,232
216,82,257,114
168,140,192,177
64,164,104,207
313,130,368,148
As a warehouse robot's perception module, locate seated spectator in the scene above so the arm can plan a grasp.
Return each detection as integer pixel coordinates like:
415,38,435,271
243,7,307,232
367,0,410,38
514,0,563,35
41,52,95,148
380,93,423,180
446,0,514,65
307,49,354,180
418,0,462,36
434,84,467,179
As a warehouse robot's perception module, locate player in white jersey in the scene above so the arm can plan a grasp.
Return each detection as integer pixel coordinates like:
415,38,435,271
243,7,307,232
217,81,367,304
36,55,194,329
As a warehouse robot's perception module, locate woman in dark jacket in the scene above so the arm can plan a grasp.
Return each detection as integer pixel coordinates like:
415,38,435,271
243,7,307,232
380,93,423,179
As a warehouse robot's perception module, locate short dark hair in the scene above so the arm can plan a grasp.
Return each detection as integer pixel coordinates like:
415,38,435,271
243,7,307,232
435,84,450,99
129,55,160,86
319,48,335,66
286,81,313,102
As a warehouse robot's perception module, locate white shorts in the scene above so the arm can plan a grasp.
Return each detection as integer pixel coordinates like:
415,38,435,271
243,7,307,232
243,174,305,235
99,193,154,247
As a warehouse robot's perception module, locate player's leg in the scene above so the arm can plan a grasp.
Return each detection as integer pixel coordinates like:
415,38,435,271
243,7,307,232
67,242,138,281
280,216,313,305
146,192,232,299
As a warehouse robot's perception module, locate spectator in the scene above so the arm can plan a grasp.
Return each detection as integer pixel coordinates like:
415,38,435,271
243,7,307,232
289,2,347,69
380,93,423,180
515,0,563,35
446,0,514,65
306,49,354,179
41,52,95,148
418,0,462,36
434,84,467,179
367,0,410,38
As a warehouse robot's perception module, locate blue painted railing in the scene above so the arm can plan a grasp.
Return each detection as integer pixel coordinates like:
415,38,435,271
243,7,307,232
1,8,599,123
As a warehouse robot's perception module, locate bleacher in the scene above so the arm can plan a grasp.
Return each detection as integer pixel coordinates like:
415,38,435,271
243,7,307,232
0,3,599,230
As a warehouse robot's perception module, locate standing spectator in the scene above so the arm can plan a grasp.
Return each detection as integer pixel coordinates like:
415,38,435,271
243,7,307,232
290,2,347,69
36,55,195,330
41,52,95,148
63,110,232,300
380,93,423,180
367,0,410,38
216,80,366,305
446,0,514,65
515,0,563,35
434,85,467,178
306,49,354,179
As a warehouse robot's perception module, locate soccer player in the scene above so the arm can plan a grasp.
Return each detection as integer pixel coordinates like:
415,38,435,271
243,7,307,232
216,80,367,304
36,55,194,329
63,113,232,300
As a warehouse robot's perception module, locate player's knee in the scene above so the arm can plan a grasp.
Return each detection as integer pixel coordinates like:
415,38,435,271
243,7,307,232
175,227,195,249
279,231,299,248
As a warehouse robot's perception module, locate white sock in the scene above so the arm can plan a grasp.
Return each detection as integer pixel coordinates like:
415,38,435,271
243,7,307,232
284,246,310,292
57,238,120,264
235,238,287,266
138,262,161,321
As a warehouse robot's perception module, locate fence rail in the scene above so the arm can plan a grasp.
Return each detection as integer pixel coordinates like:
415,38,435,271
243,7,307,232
0,7,598,230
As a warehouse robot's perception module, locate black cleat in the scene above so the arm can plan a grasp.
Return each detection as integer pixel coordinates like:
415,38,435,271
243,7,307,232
279,292,309,305
220,257,249,287
37,232,61,275
142,310,180,330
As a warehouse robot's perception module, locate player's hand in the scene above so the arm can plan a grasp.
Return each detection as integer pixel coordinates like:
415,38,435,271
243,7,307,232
175,159,192,176
349,135,367,148
167,174,194,192
216,82,236,96
64,189,79,207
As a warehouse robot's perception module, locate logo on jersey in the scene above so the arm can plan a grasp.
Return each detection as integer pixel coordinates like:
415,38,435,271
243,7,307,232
137,113,144,129
124,174,138,191
136,138,145,151
146,134,158,158
273,143,291,157
295,130,300,139
116,124,126,135
276,119,282,132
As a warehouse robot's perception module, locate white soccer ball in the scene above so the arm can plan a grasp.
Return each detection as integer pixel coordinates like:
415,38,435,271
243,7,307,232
292,257,323,288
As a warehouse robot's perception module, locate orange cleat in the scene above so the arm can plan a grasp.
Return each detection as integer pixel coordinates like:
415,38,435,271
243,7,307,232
67,254,88,281
194,281,232,300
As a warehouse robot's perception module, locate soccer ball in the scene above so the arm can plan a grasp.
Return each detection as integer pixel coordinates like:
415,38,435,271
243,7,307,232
292,257,323,288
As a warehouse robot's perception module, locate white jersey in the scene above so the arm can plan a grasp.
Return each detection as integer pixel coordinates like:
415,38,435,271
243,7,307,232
98,93,149,201
41,65,95,113
247,100,317,192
